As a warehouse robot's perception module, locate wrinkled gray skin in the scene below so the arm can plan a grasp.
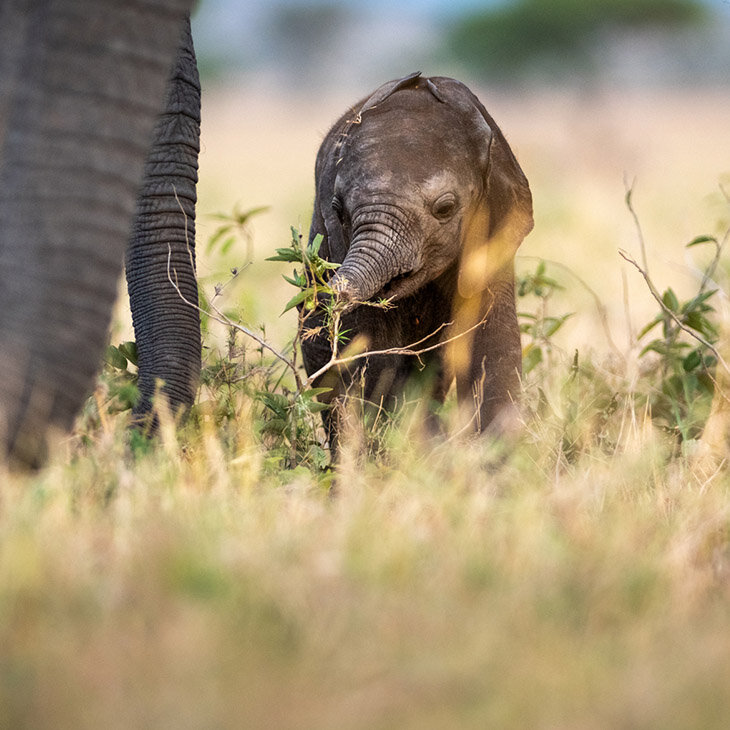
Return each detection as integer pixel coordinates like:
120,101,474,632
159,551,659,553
0,1,200,466
302,73,533,449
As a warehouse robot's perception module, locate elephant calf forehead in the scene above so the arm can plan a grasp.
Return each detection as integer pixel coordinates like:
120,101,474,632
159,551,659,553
349,117,480,179
358,106,473,147
347,142,480,194
418,169,464,195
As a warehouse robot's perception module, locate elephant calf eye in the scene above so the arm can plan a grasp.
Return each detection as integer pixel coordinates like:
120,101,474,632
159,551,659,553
432,193,457,220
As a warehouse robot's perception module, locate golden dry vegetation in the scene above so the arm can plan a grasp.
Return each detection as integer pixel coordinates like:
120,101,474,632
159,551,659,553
4,83,730,729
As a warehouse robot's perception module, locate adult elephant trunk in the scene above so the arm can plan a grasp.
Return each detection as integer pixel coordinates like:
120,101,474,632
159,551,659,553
0,1,194,466
329,204,420,303
126,18,201,423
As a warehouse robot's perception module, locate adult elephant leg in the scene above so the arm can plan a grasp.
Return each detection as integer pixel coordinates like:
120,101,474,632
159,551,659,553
0,1,194,466
126,18,201,425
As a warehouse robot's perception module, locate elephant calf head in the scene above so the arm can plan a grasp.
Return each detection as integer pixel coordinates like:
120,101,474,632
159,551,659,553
301,72,534,449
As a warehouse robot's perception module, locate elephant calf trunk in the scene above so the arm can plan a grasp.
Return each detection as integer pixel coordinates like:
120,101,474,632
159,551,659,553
330,236,414,305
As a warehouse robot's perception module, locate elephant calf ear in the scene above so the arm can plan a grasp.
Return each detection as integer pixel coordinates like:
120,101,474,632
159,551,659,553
483,122,534,244
356,71,422,117
429,77,533,244
427,79,533,298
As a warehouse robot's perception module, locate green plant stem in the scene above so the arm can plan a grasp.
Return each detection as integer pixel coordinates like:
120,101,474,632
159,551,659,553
618,249,729,375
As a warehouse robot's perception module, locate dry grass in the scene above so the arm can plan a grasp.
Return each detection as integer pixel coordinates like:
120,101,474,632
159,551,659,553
4,83,730,728
3,408,730,729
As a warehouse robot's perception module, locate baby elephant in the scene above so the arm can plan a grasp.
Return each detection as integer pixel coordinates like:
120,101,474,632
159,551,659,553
301,72,533,448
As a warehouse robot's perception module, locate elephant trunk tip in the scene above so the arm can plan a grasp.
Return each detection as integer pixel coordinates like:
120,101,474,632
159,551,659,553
330,273,362,305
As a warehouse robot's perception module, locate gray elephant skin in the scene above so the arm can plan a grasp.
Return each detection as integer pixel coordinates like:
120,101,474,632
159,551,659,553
0,1,200,466
302,73,534,446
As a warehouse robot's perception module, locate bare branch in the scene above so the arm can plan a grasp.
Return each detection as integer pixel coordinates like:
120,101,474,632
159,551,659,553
165,243,304,391
618,248,730,376
302,307,492,390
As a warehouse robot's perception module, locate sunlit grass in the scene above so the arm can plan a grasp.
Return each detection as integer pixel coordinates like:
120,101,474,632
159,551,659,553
3,369,730,728
3,85,730,728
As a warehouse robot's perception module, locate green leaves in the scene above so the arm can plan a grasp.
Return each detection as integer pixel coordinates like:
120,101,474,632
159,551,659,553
255,386,332,470
517,260,564,298
518,222,724,448
267,246,302,264
207,205,269,255
105,345,128,371
682,348,703,373
517,261,572,375
267,230,340,314
99,341,140,415
522,344,543,375
281,289,312,315
105,341,138,371
634,236,723,443
686,234,718,248
662,287,679,313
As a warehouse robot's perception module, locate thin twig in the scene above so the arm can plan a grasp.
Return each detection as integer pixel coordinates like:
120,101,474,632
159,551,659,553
624,176,649,271
622,267,634,352
303,308,492,389
312,316,452,364
166,244,304,390
618,248,730,376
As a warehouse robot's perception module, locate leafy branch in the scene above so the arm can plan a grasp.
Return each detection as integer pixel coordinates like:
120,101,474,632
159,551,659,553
166,213,492,465
621,180,729,376
621,181,730,442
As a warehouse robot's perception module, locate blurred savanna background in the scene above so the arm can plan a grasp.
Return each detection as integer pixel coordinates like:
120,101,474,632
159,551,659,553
182,0,730,353
5,2,730,728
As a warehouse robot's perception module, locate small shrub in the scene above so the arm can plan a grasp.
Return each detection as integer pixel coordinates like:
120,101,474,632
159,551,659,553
635,235,723,444
80,190,728,472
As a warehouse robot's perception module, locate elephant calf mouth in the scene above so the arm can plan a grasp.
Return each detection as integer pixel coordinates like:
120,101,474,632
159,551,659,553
377,270,417,302
333,266,419,307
